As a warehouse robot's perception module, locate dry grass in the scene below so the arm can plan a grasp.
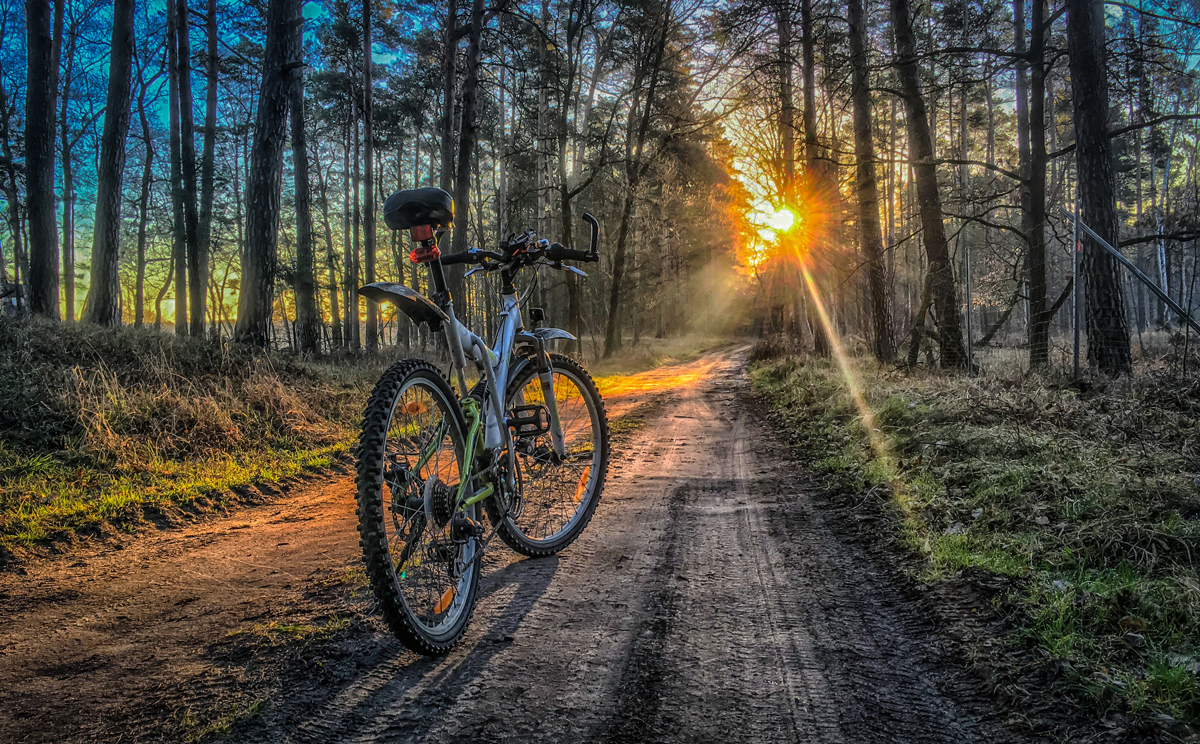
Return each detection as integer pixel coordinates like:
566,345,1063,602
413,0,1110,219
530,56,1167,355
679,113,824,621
752,347,1200,728
0,317,381,555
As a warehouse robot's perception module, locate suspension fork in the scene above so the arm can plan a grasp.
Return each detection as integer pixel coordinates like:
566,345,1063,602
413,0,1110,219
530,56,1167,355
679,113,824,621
533,340,566,459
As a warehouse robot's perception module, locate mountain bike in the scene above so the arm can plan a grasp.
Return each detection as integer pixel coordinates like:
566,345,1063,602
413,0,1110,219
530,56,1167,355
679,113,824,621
354,186,610,655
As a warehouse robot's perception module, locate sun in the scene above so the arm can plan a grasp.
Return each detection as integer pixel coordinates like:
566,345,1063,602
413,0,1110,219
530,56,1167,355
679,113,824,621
766,206,795,232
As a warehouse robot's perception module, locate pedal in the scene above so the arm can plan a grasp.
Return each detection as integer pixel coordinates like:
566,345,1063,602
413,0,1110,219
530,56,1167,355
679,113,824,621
507,404,550,436
451,511,485,542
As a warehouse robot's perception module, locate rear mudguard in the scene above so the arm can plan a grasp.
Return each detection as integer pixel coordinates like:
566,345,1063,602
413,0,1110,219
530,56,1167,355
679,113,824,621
358,282,448,327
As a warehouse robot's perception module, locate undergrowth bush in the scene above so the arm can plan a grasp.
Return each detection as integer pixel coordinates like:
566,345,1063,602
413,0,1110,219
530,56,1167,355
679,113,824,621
752,353,1200,729
0,317,382,554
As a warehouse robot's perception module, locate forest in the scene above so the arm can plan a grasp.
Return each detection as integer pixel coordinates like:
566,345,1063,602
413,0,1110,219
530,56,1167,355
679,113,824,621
2,0,1200,740
0,0,1194,371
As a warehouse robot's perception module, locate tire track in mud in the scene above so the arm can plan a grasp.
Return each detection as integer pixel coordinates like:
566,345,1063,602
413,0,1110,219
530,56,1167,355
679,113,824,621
602,482,688,743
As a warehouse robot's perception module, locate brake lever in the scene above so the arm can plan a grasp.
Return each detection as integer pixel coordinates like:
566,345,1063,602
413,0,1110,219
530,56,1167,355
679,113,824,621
565,265,588,278
465,267,485,278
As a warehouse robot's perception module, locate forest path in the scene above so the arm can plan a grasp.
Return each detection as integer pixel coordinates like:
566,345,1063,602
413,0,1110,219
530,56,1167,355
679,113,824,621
0,349,1036,743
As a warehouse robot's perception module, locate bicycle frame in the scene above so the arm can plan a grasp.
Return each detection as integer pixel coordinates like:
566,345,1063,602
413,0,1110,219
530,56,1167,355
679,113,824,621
359,246,575,512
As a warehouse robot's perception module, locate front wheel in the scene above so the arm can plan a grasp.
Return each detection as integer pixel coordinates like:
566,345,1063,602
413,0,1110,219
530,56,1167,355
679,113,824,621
356,359,481,655
490,354,609,557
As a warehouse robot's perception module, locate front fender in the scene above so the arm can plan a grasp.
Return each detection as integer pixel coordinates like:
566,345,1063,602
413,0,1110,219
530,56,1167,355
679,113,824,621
358,282,448,326
529,327,577,342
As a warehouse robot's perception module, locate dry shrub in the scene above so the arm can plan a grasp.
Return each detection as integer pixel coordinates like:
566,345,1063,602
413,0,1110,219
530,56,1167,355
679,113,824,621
1,317,373,467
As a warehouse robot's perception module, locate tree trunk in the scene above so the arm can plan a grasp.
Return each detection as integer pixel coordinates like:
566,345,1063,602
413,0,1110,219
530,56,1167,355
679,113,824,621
0,83,27,310
155,254,175,330
134,54,155,328
1066,0,1131,373
59,67,74,322
342,126,354,347
800,0,830,356
25,0,61,318
1027,0,1050,366
167,0,187,334
350,102,361,349
290,31,320,354
197,0,218,337
848,0,894,361
234,0,300,346
778,4,795,202
177,0,204,336
82,0,135,326
603,7,669,358
440,0,458,192
363,0,378,349
890,0,967,368
316,146,342,348
452,0,485,263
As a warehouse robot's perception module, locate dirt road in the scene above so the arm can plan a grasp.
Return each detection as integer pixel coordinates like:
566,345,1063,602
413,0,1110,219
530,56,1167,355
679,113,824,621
0,350,1037,743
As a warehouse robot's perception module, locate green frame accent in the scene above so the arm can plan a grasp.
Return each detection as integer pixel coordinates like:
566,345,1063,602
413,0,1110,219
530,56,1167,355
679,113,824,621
455,398,490,508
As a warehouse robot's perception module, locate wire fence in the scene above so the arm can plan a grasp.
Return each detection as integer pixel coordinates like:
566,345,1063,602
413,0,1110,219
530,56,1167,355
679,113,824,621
966,209,1200,384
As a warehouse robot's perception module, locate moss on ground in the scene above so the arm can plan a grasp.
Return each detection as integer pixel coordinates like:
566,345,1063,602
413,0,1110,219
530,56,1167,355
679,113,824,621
752,353,1200,728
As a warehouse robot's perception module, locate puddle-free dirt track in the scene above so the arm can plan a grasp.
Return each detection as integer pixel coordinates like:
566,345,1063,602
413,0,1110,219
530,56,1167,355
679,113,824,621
0,349,1041,743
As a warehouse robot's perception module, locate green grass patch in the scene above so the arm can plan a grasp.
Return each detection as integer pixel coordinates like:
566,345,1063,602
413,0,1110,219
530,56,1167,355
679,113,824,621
180,698,264,742
0,317,382,554
227,614,352,648
751,351,1200,727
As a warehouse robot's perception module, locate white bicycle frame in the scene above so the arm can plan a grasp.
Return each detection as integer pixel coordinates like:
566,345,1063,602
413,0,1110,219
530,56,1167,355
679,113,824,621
439,283,573,492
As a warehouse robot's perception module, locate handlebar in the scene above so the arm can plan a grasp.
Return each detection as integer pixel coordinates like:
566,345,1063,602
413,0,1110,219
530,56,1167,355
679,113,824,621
439,247,505,266
583,213,599,258
546,213,601,262
439,212,601,270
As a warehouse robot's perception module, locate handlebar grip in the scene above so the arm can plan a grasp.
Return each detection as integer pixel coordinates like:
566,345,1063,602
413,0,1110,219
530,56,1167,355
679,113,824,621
546,243,592,262
582,213,600,260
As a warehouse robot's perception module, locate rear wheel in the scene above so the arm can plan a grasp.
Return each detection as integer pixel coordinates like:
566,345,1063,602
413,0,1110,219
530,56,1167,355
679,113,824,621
356,359,481,655
491,354,609,557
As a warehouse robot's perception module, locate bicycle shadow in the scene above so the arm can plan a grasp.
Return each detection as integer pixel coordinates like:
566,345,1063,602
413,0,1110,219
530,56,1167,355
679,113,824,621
227,554,562,743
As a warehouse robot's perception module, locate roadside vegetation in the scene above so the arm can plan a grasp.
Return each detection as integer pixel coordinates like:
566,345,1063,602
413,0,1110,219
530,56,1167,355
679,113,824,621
752,343,1200,731
0,317,380,559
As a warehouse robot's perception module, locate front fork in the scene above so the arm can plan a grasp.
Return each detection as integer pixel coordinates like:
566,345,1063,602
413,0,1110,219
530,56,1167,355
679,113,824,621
534,347,567,459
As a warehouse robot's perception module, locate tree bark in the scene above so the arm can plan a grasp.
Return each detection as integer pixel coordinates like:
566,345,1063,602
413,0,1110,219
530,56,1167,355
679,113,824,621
799,0,830,356
290,39,321,354
778,3,795,202
0,82,26,310
363,0,378,349
25,0,61,318
439,0,458,192
890,0,967,368
155,254,175,330
82,0,135,326
234,0,300,346
133,50,156,327
350,100,361,349
1027,0,1050,366
452,0,485,262
315,145,342,348
1066,0,1131,373
59,54,74,322
197,0,218,337
167,0,187,334
177,0,204,336
848,0,894,361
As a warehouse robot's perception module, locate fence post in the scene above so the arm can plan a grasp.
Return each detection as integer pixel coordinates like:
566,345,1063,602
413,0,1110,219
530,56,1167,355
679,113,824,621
1072,196,1081,379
